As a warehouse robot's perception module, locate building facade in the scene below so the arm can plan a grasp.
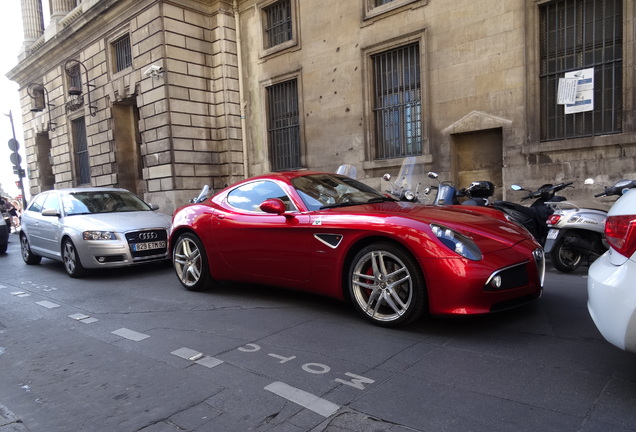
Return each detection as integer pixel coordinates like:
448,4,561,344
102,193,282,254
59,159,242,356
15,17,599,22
7,0,636,213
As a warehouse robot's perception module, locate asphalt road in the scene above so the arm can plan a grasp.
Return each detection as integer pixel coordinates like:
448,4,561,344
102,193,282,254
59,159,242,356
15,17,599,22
0,234,634,432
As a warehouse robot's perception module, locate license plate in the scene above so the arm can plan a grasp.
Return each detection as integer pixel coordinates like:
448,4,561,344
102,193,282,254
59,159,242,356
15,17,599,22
547,229,559,240
132,241,166,251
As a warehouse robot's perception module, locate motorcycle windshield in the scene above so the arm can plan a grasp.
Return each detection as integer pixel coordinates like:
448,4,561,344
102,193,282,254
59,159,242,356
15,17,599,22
393,156,425,195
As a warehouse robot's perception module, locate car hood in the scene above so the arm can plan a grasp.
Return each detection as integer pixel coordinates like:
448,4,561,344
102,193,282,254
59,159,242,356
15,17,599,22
62,211,172,232
324,202,533,250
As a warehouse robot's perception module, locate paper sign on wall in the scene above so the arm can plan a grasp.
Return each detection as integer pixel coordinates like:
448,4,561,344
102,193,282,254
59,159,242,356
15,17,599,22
562,68,594,114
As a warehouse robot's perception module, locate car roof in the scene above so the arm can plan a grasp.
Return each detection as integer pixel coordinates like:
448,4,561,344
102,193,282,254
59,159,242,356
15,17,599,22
37,187,131,194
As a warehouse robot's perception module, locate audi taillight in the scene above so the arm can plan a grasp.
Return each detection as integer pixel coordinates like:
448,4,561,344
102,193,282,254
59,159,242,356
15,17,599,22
547,214,561,226
605,215,636,257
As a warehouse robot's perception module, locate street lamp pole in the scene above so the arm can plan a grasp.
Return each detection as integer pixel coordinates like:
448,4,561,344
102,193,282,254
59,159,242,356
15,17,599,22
5,110,28,210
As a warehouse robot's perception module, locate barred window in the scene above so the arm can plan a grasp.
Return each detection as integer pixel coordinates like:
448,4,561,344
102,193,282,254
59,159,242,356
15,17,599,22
264,0,292,48
373,43,422,160
112,34,132,72
72,117,90,185
540,0,622,141
267,79,301,171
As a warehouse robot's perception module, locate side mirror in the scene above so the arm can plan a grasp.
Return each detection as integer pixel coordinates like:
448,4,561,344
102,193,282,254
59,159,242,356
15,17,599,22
427,172,439,180
382,173,391,181
148,203,159,211
511,184,523,191
42,208,61,217
584,178,595,185
260,198,287,215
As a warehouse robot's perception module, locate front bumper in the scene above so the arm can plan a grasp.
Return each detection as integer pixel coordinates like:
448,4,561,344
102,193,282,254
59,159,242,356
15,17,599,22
587,251,636,352
78,228,168,268
423,239,544,315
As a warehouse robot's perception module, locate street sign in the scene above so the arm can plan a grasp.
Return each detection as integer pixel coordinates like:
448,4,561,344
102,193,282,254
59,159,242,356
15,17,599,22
9,152,21,166
8,138,19,152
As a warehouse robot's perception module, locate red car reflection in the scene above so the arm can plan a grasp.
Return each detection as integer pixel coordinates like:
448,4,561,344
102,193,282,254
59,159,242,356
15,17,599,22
169,171,544,327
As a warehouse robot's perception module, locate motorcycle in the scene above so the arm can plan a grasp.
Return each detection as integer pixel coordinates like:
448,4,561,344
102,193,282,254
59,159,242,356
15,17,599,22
492,182,572,247
424,172,494,206
382,156,425,202
191,185,211,204
545,178,636,273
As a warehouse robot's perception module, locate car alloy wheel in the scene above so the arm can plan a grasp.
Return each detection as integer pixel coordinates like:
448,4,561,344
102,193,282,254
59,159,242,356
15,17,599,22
349,242,426,327
20,234,42,265
173,233,211,291
63,239,86,278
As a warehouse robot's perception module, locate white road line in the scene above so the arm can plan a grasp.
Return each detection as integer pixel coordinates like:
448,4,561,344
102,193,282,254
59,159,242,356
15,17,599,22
111,328,150,341
68,313,98,323
171,348,224,368
264,381,339,418
10,292,30,297
195,356,224,368
36,301,60,309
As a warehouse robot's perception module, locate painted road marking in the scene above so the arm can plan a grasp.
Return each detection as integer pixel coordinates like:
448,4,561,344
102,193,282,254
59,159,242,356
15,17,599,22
264,381,339,418
171,347,224,369
10,292,30,297
111,328,149,341
68,313,98,324
36,301,60,309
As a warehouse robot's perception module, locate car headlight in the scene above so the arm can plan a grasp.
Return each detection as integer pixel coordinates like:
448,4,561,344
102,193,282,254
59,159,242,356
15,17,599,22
83,231,116,240
430,224,482,261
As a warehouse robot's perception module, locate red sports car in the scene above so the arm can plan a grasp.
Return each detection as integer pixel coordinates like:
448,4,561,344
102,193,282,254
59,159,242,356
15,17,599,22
169,171,544,327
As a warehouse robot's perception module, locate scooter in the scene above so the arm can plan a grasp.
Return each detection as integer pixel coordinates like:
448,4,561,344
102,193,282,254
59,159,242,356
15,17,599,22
191,185,211,204
424,172,494,206
545,178,636,273
491,182,572,246
382,156,424,203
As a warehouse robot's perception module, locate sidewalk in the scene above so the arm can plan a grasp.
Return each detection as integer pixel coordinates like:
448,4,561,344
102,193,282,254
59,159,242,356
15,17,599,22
0,404,29,432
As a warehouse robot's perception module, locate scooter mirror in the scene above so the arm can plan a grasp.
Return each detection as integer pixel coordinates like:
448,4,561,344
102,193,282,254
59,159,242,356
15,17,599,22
427,172,439,180
584,178,595,185
511,184,522,191
383,173,391,181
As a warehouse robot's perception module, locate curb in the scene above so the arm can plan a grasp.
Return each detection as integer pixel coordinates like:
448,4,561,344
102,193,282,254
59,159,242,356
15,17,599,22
0,404,29,432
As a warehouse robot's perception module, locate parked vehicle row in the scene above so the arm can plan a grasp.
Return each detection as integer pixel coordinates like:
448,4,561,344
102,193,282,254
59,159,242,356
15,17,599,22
10,160,635,348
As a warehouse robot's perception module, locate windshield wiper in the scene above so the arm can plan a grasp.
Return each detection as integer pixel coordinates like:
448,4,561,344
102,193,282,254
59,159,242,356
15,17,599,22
366,196,396,204
319,202,362,210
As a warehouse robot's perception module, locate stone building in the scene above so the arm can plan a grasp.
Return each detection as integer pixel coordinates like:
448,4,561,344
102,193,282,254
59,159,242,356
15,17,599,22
7,0,635,213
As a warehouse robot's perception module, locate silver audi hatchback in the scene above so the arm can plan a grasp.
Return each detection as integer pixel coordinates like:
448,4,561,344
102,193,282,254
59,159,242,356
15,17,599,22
20,187,172,277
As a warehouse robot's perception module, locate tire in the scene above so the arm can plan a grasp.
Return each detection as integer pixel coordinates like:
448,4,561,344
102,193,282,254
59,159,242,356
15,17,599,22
62,239,86,278
348,242,426,327
0,241,6,255
172,233,211,291
20,234,42,265
550,235,583,273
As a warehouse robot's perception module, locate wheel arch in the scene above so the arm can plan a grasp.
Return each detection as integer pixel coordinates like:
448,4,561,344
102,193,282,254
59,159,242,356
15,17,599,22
339,234,428,304
170,227,217,280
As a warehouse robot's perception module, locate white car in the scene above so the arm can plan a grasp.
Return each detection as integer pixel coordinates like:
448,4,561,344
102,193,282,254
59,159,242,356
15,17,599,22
20,187,172,278
587,186,636,353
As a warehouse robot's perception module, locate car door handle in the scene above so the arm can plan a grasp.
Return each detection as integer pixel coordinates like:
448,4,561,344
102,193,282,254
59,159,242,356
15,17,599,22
216,214,225,219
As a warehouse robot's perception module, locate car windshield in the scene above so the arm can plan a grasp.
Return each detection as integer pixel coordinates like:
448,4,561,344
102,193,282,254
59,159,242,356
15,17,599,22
61,191,151,216
291,174,392,211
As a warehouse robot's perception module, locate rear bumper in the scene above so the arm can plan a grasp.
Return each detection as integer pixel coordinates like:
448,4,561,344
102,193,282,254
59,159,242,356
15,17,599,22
587,252,636,352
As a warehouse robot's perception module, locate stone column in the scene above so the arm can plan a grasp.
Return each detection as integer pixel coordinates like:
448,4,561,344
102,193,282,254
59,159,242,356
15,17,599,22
50,0,76,22
21,0,44,45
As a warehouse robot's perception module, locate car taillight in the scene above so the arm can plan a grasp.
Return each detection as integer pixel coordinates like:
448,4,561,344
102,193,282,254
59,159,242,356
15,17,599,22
605,215,636,257
547,214,561,226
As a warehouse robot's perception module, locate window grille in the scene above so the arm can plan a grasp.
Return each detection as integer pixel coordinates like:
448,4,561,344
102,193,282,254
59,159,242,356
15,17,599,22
540,0,622,140
264,0,292,48
267,79,301,171
375,0,394,6
112,34,132,72
372,43,422,159
72,117,91,185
